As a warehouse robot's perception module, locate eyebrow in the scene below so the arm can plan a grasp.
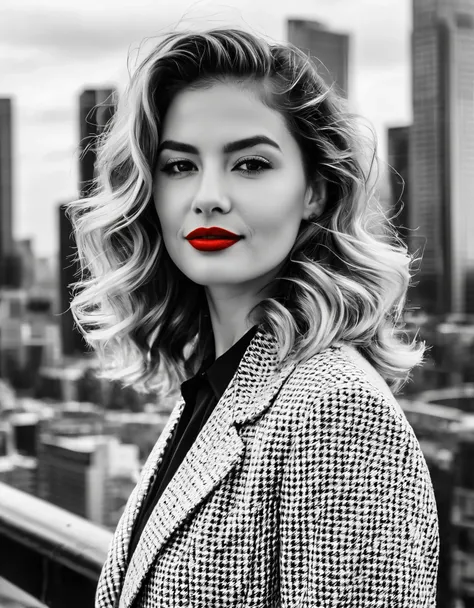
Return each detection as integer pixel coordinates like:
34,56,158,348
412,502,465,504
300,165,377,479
157,135,281,156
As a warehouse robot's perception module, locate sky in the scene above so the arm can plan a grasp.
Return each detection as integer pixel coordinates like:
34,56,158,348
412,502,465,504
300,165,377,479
0,0,412,258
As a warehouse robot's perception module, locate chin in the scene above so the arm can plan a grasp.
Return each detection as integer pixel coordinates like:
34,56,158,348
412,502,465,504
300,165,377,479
191,271,260,287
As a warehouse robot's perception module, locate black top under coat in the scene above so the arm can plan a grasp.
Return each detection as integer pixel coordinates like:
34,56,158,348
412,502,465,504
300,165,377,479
127,324,259,563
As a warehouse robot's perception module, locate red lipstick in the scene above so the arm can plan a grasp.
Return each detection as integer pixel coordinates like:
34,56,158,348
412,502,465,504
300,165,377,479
185,226,243,252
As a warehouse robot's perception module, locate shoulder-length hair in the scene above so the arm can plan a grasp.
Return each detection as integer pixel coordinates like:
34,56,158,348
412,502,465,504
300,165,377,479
67,27,426,397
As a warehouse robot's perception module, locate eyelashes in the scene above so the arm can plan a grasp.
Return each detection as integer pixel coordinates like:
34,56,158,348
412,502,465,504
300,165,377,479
159,155,273,177
159,160,195,176
237,157,272,175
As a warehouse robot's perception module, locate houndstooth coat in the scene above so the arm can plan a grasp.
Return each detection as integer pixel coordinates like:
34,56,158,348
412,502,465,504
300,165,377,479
95,327,439,608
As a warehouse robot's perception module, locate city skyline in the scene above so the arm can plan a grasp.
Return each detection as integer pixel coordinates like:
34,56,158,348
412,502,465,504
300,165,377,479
1,0,412,257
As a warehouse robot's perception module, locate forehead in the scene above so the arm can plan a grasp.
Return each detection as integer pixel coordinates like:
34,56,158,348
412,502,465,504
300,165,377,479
161,81,291,145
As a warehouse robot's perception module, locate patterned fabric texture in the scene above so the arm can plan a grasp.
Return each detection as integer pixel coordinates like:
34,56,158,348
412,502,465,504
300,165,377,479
95,326,439,608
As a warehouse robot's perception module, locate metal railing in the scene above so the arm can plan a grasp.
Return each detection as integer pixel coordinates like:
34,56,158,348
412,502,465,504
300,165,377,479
0,481,112,607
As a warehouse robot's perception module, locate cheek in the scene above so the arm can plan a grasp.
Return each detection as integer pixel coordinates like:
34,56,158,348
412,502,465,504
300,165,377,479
248,182,305,232
153,184,179,232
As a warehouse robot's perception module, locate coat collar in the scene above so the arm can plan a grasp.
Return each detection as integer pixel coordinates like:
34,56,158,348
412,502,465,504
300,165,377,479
96,324,298,608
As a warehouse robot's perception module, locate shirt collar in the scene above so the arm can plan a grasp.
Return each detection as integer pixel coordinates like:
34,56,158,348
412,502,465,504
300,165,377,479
181,324,259,403
206,325,259,399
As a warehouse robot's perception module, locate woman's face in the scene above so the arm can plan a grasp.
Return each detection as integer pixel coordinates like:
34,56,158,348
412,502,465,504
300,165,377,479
153,80,317,295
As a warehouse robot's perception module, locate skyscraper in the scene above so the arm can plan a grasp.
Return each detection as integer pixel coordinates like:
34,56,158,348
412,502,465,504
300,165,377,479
0,98,14,288
59,88,117,356
58,201,87,356
410,0,474,315
287,19,350,97
388,126,411,247
79,88,116,198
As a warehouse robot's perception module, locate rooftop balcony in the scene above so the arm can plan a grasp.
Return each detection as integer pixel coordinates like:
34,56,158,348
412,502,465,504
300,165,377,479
0,481,112,607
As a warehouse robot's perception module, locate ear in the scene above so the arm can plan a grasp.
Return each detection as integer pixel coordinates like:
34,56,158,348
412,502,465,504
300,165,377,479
302,176,327,221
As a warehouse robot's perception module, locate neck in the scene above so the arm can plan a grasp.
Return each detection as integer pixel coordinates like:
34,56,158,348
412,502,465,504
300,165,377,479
202,261,286,359
204,287,261,359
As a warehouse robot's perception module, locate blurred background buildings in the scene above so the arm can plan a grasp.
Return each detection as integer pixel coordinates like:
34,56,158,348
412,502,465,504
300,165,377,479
0,0,474,606
287,18,350,97
410,0,474,316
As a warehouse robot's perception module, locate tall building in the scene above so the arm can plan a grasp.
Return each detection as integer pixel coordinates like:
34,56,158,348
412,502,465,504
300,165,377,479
14,238,36,289
410,0,474,315
58,201,87,356
59,87,117,356
387,126,411,247
79,88,116,197
287,19,350,97
0,98,14,288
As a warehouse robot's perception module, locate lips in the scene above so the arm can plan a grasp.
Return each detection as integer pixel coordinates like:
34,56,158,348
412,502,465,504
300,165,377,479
188,238,240,251
185,226,243,252
185,226,241,240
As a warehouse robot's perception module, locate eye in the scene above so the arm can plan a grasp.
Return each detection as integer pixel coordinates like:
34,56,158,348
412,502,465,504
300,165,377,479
160,159,196,176
234,156,272,176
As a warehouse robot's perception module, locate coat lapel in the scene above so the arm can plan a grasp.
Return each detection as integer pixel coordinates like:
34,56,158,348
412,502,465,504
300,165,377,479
116,326,297,608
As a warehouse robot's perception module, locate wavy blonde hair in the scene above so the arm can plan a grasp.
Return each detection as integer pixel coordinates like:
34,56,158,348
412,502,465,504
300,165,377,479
67,27,426,397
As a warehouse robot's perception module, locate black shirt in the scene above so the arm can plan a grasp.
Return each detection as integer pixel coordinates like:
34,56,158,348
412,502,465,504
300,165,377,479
127,324,259,563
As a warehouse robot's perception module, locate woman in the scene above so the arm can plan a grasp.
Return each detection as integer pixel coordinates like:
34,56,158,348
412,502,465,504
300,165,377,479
68,27,439,608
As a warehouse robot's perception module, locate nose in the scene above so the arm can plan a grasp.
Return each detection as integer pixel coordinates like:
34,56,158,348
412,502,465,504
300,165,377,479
191,165,231,216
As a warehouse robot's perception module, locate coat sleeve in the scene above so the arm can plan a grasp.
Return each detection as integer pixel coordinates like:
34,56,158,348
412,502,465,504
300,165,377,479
279,382,440,608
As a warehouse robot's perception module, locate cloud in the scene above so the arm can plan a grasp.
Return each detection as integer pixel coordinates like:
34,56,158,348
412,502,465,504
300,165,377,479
1,1,411,73
0,6,172,60
0,47,45,76
356,18,410,70
22,105,74,124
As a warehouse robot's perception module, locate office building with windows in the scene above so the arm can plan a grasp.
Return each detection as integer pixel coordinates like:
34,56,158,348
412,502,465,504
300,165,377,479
410,0,474,314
